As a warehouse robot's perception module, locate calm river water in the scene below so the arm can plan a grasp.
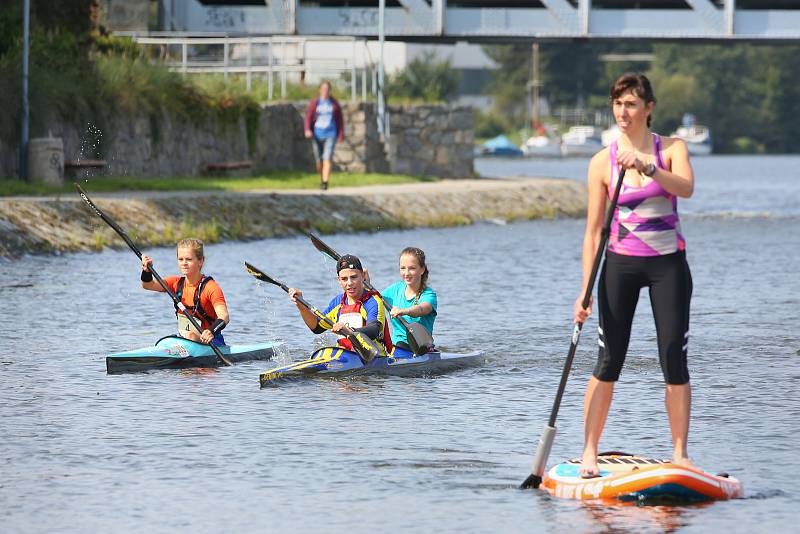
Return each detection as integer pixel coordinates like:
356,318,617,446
2,156,798,532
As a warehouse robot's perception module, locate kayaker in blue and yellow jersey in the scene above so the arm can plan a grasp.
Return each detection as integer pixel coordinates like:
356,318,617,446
140,238,229,346
288,254,391,355
381,247,437,356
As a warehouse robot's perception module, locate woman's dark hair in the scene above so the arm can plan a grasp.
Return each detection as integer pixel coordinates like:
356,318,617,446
400,247,428,294
610,73,656,127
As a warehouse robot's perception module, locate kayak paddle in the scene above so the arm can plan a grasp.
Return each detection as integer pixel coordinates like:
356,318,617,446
243,261,381,363
76,184,232,366
520,168,627,490
305,231,434,356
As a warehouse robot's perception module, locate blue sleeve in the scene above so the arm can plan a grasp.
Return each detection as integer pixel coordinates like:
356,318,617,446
363,296,379,322
323,294,341,315
420,287,437,315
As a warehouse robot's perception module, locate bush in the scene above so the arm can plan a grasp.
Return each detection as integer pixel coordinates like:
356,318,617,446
730,137,764,154
387,51,460,103
474,110,507,140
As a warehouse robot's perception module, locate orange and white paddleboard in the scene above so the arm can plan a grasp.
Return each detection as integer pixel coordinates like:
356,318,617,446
541,453,743,502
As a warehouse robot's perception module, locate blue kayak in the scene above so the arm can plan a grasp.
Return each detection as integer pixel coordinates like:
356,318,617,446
107,335,275,374
259,346,484,386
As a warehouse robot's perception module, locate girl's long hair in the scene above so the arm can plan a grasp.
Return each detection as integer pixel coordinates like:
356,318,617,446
400,247,428,301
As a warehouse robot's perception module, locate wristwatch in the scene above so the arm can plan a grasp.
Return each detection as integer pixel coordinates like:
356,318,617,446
643,163,657,177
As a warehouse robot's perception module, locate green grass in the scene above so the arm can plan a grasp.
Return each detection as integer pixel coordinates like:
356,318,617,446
0,171,437,197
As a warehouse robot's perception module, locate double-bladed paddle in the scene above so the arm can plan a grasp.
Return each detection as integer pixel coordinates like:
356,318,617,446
304,231,434,356
76,184,232,366
243,261,380,363
520,168,627,490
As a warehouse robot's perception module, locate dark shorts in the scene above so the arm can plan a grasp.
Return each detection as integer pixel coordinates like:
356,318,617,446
311,136,337,162
594,250,693,385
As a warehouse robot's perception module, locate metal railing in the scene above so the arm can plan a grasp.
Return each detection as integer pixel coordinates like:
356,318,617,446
116,33,379,102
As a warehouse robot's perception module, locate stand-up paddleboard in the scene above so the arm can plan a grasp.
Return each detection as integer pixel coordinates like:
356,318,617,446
541,453,743,502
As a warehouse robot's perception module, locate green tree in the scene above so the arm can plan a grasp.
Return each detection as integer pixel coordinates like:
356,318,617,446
481,41,653,128
756,46,800,153
387,51,460,102
648,43,800,152
480,43,531,128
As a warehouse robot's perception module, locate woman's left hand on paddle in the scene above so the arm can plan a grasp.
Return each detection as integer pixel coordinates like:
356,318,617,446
616,150,646,173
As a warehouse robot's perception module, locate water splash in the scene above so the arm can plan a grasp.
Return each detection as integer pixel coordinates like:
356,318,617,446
70,123,105,184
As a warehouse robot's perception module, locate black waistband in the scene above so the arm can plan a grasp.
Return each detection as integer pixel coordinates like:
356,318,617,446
606,249,686,263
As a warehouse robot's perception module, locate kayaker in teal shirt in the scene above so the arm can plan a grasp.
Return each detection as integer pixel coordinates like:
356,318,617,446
380,247,437,354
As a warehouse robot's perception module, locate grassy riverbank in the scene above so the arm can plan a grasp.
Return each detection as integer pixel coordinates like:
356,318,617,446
0,178,586,257
0,171,437,197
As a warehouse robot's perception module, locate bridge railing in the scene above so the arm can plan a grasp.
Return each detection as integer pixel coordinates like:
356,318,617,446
159,1,800,40
115,33,379,103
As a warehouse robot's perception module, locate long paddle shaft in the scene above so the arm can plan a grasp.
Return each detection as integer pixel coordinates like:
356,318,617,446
243,261,380,362
304,231,433,356
520,168,627,490
76,184,232,366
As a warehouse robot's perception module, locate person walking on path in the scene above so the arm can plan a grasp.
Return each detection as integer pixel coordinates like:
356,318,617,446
573,73,696,478
304,81,344,191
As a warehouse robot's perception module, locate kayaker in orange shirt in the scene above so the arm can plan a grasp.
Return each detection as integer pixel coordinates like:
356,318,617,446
140,238,229,346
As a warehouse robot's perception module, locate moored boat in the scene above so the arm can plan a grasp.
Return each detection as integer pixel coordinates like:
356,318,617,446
560,126,604,157
259,346,484,387
601,125,620,147
522,135,561,157
671,113,712,155
107,335,275,373
479,135,524,157
671,124,713,156
541,453,743,503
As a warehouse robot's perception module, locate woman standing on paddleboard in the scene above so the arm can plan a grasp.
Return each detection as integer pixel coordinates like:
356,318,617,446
574,73,695,477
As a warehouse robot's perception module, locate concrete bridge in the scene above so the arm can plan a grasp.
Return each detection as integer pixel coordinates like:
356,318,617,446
159,1,800,41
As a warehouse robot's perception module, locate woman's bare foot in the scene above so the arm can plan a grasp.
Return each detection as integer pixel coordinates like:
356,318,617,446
672,455,695,469
580,450,600,478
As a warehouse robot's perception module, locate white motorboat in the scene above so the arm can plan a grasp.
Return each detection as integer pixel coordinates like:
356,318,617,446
672,124,713,156
601,125,620,147
522,134,561,157
561,126,603,157
671,113,712,156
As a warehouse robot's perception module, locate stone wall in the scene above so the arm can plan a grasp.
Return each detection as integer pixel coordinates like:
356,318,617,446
0,102,473,180
334,104,390,174
386,105,474,178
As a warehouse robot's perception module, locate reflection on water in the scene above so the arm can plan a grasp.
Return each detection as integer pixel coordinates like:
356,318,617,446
1,156,798,531
578,501,707,533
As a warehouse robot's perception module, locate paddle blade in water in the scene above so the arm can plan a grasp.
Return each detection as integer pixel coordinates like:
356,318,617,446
521,424,557,489
520,474,542,490
349,332,379,363
405,321,434,355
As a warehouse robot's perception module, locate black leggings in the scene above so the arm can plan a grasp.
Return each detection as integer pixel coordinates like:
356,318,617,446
594,250,693,385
